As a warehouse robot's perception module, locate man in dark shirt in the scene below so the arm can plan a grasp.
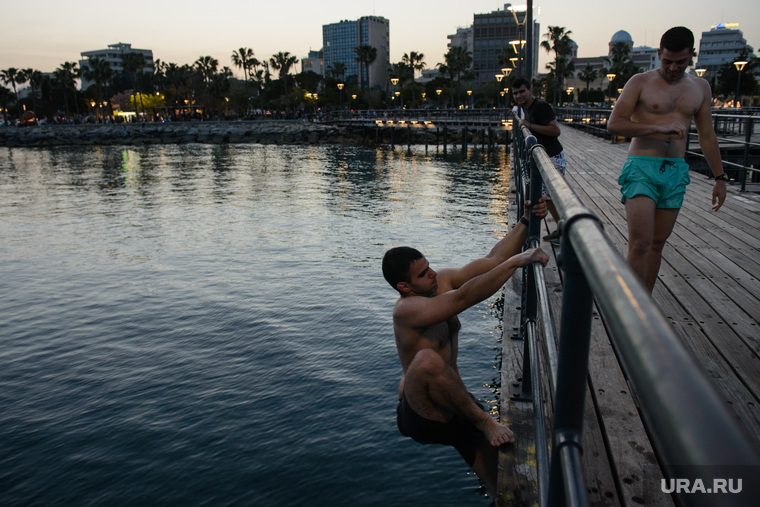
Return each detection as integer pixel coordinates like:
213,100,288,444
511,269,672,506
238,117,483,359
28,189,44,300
512,77,565,242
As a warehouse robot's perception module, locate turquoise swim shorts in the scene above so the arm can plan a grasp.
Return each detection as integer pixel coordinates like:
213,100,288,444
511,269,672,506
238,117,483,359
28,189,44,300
618,155,691,209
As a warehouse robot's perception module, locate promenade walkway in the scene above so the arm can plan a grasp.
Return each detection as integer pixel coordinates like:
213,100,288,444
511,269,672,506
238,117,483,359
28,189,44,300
498,126,760,506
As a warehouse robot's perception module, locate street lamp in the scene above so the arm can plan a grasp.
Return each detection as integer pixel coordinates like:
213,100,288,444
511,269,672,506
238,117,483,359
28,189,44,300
508,4,528,76
502,68,513,78
467,89,472,109
734,60,748,108
436,88,442,109
695,68,707,77
337,82,344,112
606,73,616,106
566,86,574,104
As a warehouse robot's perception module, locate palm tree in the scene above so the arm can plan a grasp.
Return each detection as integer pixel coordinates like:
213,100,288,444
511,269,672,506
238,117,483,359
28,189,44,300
164,63,190,109
0,85,13,124
19,69,44,114
444,46,472,105
81,58,114,120
269,51,299,99
328,61,346,82
231,47,257,84
1,68,21,114
545,55,575,104
577,64,599,106
194,56,219,116
541,26,576,103
54,62,80,118
121,52,147,117
355,45,378,90
402,52,425,108
194,56,219,86
603,41,641,99
209,67,233,120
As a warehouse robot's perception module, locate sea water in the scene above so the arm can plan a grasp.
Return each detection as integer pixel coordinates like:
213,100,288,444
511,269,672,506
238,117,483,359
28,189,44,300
0,142,515,506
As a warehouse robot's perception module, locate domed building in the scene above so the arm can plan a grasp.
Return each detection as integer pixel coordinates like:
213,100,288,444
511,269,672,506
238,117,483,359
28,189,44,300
609,30,634,54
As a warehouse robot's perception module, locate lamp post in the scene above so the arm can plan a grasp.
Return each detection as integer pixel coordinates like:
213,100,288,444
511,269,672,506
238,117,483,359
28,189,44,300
695,68,707,77
508,4,528,77
495,73,504,109
436,88,442,109
566,86,574,105
734,60,748,108
337,82,344,115
467,89,472,109
606,73,616,106
390,77,399,108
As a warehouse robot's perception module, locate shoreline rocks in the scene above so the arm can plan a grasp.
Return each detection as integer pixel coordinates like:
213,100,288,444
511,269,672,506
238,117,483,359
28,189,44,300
0,120,490,148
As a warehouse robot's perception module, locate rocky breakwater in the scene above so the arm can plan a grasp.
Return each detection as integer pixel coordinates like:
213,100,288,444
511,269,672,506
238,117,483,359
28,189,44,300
0,121,381,148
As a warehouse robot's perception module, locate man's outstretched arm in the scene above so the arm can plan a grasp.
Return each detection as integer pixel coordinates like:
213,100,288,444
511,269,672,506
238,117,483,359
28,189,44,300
446,198,547,290
395,248,549,329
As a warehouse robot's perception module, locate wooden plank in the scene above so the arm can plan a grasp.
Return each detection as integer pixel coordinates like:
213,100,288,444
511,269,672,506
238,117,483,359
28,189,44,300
500,126,760,505
541,230,671,507
498,274,541,507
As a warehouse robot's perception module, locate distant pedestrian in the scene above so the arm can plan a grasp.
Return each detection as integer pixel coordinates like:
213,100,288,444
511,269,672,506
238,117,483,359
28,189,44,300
512,77,565,243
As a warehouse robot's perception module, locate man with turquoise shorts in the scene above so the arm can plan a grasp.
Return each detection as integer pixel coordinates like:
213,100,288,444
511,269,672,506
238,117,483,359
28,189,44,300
608,26,726,293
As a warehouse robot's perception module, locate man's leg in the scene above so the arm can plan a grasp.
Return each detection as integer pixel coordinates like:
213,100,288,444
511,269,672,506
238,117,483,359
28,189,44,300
624,195,656,288
646,208,680,291
403,349,511,493
625,196,680,292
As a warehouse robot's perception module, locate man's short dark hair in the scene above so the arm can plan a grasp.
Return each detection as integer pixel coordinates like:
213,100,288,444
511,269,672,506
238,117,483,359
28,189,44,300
511,77,532,90
383,247,423,294
660,26,694,53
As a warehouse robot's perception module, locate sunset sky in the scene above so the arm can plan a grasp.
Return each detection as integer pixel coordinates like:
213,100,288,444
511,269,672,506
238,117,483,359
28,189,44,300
1,0,757,80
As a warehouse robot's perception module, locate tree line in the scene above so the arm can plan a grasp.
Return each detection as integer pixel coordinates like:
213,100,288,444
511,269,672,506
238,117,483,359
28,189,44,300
2,30,757,124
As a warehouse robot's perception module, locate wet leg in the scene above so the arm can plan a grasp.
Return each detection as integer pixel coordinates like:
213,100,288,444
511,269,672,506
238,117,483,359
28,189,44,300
403,348,514,447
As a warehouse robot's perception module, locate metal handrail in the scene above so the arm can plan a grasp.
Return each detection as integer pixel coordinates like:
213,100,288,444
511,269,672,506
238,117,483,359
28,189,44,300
511,118,760,506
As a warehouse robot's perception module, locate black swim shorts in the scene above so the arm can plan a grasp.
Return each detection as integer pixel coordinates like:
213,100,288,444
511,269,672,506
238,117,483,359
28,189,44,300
396,391,486,466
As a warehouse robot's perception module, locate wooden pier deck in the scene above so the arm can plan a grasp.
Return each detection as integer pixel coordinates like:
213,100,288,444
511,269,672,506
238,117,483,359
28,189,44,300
498,126,760,506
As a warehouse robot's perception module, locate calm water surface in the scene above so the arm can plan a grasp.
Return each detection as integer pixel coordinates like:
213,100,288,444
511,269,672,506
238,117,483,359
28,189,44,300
0,142,515,506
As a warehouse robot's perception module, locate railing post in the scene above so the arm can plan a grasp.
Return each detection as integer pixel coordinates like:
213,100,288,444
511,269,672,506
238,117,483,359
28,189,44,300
741,115,752,191
519,137,542,399
547,219,594,507
510,126,526,342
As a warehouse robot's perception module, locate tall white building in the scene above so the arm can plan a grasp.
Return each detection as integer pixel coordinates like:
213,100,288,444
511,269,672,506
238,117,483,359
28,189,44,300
696,23,754,78
322,16,389,90
79,42,154,89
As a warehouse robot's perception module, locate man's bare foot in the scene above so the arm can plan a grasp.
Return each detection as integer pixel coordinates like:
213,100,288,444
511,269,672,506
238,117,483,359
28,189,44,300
479,417,515,446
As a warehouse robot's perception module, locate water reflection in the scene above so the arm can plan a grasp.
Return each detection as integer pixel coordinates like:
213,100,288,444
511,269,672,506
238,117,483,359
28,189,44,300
0,142,511,506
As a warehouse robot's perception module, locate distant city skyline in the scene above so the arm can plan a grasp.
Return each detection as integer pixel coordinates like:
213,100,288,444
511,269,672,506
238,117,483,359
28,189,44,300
1,0,757,81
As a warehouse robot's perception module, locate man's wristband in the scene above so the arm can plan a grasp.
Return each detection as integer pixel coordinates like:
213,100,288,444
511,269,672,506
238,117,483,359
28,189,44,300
519,216,529,226
715,173,728,182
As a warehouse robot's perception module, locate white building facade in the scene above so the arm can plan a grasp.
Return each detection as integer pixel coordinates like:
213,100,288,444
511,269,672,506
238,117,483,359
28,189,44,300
79,42,154,89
